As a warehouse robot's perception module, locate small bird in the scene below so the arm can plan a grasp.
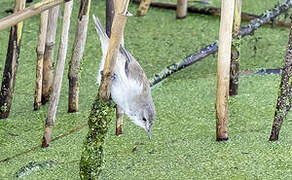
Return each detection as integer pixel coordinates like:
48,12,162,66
93,15,155,140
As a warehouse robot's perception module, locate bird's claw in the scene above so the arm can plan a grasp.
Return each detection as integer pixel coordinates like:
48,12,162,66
100,70,117,80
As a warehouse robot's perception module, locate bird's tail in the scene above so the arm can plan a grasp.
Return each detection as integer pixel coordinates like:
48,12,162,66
92,14,109,56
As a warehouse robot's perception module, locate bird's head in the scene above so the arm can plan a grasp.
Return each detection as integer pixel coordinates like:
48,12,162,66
128,101,155,140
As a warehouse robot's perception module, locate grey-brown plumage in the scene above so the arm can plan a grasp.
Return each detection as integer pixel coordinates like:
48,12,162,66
93,15,155,139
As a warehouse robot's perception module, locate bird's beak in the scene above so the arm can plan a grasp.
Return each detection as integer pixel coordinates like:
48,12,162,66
147,129,152,140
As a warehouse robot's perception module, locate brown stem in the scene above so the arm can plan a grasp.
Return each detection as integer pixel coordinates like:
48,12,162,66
0,0,25,119
136,0,152,16
176,0,187,19
215,0,234,141
229,46,240,96
41,125,52,148
106,0,126,135
229,0,242,97
34,9,48,110
98,3,130,101
42,1,73,147
42,5,60,104
68,0,91,113
115,105,124,136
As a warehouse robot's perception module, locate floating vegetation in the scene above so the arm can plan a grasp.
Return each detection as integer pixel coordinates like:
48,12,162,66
16,160,56,178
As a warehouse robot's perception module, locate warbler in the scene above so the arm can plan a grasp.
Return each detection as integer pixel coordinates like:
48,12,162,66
93,15,155,140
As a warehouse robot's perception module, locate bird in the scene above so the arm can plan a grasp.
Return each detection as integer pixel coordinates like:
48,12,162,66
93,15,155,140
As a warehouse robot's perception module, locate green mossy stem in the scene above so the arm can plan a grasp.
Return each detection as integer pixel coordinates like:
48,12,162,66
79,95,115,179
232,37,241,54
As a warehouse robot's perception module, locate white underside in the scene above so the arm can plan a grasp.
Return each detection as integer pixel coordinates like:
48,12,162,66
97,53,143,126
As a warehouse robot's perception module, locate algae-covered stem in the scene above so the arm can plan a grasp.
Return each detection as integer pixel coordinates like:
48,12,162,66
68,0,91,113
239,0,292,37
269,15,292,142
176,0,187,19
150,0,292,87
229,0,242,97
136,0,152,16
0,0,25,119
42,5,60,104
215,0,234,141
34,7,49,110
42,0,73,148
79,0,130,178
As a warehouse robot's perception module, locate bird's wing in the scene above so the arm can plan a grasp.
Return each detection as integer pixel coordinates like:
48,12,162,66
93,14,150,92
120,46,150,94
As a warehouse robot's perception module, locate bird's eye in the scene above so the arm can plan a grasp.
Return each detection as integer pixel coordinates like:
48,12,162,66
142,117,147,122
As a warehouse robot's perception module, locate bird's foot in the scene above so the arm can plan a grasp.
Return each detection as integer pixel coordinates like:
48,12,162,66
100,70,117,80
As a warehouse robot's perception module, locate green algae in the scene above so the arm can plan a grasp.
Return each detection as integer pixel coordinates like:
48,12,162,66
0,0,291,179
79,95,115,179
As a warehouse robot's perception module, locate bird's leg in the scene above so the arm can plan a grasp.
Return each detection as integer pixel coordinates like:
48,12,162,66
115,105,124,136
